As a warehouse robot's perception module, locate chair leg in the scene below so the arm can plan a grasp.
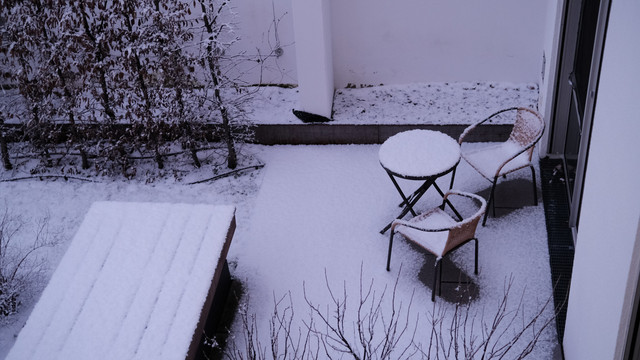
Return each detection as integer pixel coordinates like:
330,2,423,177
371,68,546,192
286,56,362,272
449,167,457,190
473,238,479,275
530,165,538,205
386,231,394,271
439,259,443,296
491,180,497,217
432,259,441,302
482,178,497,226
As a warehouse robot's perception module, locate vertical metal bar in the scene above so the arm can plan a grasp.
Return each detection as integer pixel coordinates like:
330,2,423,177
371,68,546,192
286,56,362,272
435,183,463,221
483,179,497,226
474,238,479,275
432,260,440,302
438,259,443,296
388,173,417,216
386,231,394,271
531,165,538,205
449,167,457,190
381,178,435,233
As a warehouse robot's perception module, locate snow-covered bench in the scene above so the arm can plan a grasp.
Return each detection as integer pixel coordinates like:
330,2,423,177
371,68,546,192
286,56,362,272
7,201,236,360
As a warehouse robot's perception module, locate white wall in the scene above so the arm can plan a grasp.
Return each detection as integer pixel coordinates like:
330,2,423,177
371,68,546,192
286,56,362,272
223,0,297,85
538,0,565,157
292,0,334,117
563,1,640,358
223,1,550,89
330,0,549,88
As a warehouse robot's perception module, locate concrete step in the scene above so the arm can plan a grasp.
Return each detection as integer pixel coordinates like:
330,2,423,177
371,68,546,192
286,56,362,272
253,123,512,145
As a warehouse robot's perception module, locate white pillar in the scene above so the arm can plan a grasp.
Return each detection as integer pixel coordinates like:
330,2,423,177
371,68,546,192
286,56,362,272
292,0,334,118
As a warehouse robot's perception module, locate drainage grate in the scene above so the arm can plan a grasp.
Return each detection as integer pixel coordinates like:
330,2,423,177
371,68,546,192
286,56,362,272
540,157,575,344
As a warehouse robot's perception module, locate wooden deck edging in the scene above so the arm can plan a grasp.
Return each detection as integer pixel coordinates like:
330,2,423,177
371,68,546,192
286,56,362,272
6,202,236,360
186,216,236,360
252,124,513,145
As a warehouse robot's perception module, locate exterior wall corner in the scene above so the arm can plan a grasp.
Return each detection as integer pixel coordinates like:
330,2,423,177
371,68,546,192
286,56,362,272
292,0,335,118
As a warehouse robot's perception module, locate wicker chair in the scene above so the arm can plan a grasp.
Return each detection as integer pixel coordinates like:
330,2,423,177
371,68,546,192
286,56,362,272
386,191,486,302
452,107,545,226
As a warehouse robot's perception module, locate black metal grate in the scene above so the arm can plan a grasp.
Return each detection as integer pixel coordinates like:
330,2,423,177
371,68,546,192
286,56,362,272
540,157,575,344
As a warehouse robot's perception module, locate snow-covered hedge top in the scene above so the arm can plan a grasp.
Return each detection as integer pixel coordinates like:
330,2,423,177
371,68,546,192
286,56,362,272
6,201,236,360
379,130,461,178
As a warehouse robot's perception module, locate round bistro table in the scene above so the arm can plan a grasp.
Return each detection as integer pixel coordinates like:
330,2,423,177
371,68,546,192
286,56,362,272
379,129,461,233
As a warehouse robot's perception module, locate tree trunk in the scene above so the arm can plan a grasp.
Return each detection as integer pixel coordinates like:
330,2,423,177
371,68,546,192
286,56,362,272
199,0,238,169
79,148,90,170
79,0,116,123
123,8,163,170
0,130,12,171
154,149,164,170
30,104,51,163
44,6,90,169
190,147,201,168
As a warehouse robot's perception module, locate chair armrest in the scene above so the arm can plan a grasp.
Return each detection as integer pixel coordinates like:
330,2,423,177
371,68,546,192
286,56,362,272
442,191,486,252
443,190,487,211
446,215,482,250
442,190,487,224
390,218,451,233
458,107,519,144
492,143,534,178
392,191,486,236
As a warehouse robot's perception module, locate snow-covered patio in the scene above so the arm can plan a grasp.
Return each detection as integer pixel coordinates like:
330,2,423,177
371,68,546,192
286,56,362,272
0,145,558,358
0,83,559,358
228,144,558,358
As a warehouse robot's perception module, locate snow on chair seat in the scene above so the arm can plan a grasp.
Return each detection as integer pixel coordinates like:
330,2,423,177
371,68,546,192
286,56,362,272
6,201,236,360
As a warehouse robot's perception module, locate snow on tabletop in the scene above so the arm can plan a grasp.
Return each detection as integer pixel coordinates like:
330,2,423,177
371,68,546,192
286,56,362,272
379,129,461,178
5,202,235,360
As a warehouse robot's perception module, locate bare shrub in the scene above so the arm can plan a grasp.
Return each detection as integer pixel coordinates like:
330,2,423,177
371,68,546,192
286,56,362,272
223,272,556,359
0,209,58,318
0,0,285,179
304,269,418,360
225,292,318,360
420,277,556,360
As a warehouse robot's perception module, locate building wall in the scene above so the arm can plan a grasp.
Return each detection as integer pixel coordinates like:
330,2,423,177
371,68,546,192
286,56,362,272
563,1,640,358
291,0,334,117
538,0,565,157
226,0,550,89
223,0,297,85
330,0,549,88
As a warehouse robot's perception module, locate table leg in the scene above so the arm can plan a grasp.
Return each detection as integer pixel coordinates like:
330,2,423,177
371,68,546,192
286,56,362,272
381,177,435,234
432,182,463,221
397,186,425,208
388,173,418,217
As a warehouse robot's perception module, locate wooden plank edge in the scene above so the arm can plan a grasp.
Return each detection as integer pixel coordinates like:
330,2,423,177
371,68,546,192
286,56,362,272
185,212,237,360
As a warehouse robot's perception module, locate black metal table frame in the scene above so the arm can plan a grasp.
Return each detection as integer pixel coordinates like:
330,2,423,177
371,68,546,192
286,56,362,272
380,161,461,234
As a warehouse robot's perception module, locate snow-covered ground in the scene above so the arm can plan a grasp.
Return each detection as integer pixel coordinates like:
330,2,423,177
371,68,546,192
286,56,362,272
247,82,538,125
6,202,236,360
0,82,557,358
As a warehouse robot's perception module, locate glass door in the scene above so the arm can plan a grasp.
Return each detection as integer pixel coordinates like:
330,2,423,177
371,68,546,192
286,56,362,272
553,0,608,238
564,0,599,200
